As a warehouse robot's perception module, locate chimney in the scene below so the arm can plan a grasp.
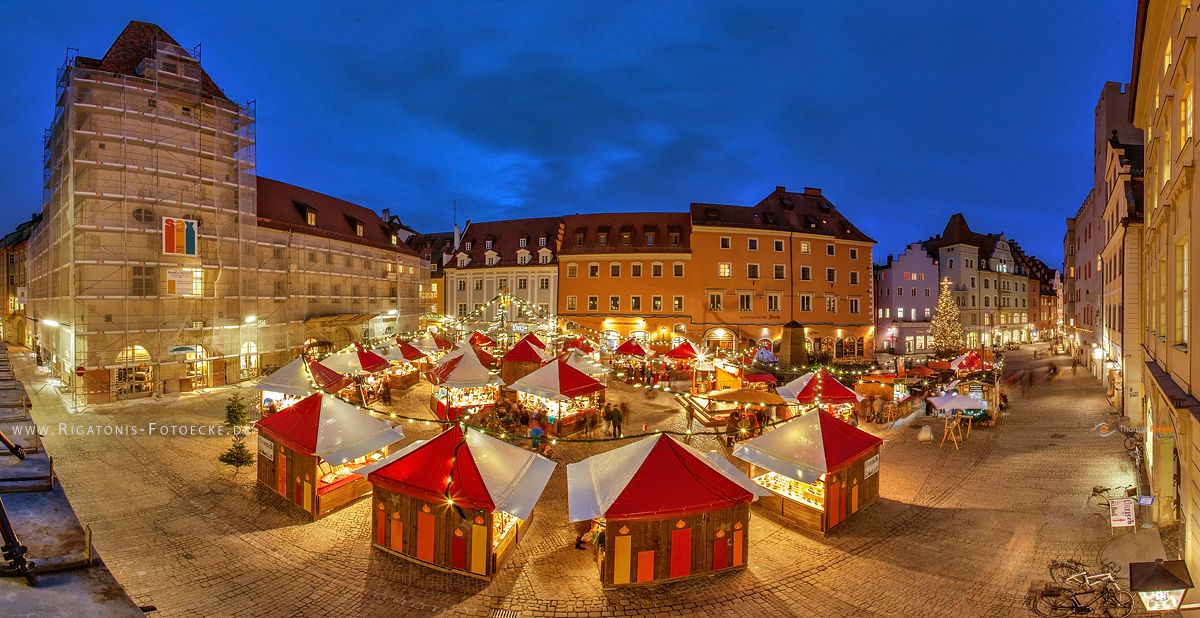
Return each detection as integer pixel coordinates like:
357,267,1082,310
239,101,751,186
453,223,461,249
381,208,390,220
803,187,822,196
775,185,787,193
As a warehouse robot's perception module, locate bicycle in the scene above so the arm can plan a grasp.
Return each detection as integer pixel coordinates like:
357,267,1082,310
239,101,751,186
1088,484,1137,515
1118,427,1141,452
1033,573,1133,617
1048,558,1122,589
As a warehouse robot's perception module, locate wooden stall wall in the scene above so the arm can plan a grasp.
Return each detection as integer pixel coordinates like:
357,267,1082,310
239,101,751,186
499,360,540,385
600,503,750,588
825,445,881,532
255,435,318,520
371,488,497,579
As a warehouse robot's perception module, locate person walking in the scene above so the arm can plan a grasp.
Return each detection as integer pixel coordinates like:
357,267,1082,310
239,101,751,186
573,520,594,550
603,404,613,436
610,405,624,437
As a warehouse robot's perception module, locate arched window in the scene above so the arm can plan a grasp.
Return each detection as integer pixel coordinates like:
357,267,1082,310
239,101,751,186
835,339,845,357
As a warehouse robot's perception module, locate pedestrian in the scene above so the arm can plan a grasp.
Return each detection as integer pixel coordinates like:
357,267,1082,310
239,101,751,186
586,408,597,438
725,411,739,447
573,519,594,550
1071,359,1078,375
872,396,885,424
603,404,613,436
610,405,623,437
529,422,544,452
519,405,530,429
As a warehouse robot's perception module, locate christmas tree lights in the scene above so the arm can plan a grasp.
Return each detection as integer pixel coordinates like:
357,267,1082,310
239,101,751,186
930,277,966,355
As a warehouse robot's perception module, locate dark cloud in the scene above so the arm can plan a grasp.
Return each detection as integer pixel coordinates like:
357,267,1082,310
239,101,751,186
0,1,1136,266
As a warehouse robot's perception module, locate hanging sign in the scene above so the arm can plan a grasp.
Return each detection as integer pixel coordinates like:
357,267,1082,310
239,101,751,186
1109,498,1136,528
162,217,198,256
864,454,880,479
258,435,275,461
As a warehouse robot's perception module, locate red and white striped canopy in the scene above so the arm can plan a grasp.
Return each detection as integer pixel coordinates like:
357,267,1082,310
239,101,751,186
430,345,502,388
321,344,391,375
256,392,404,464
510,359,605,401
776,369,862,405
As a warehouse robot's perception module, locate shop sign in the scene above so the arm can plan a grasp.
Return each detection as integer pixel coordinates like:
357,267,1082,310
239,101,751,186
864,454,879,479
258,435,274,461
1109,498,1136,528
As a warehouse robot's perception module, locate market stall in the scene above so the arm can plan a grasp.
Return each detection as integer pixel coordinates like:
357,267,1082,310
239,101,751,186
680,387,786,435
428,345,503,421
563,337,597,355
412,333,453,361
305,359,353,393
255,392,405,520
320,344,394,405
950,350,987,374
663,340,702,391
558,349,609,382
371,344,422,391
363,426,555,579
255,357,313,414
567,434,769,588
468,331,497,348
510,359,606,436
611,338,653,385
733,410,882,535
776,369,863,421
499,335,550,384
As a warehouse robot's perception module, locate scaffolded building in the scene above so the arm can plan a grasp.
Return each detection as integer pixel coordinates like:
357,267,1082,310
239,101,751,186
28,22,425,403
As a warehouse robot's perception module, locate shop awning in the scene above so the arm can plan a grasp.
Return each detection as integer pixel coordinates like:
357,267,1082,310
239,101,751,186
568,434,768,522
320,344,391,375
664,340,700,360
557,349,608,377
510,359,605,401
502,337,550,364
255,357,313,397
306,359,353,393
732,411,882,483
363,426,555,520
430,345,502,388
776,369,862,405
743,372,778,384
468,331,497,347
705,387,785,405
255,392,404,464
614,339,650,357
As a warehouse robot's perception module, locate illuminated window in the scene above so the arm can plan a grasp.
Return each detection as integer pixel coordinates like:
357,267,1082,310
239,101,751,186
718,263,732,277
566,296,577,311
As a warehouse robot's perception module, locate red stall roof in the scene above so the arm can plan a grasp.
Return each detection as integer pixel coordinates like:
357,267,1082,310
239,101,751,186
614,339,649,357
395,339,429,362
468,331,497,347
664,340,699,360
502,337,546,363
776,369,861,405
305,359,352,393
733,410,882,483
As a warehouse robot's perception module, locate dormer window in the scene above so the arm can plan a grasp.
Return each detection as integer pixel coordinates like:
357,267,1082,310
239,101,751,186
669,232,680,246
539,254,551,264
598,233,608,246
305,210,317,226
485,240,493,250
621,232,631,245
646,233,655,246
355,222,364,237
517,254,530,265
465,241,473,251
390,234,398,245
519,237,528,248
539,236,547,247
575,233,584,246
486,255,499,266
457,256,468,267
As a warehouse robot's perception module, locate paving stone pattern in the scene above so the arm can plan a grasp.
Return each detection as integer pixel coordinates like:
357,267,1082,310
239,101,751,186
15,346,1141,617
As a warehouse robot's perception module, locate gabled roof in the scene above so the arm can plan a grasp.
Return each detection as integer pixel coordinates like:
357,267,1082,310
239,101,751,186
256,357,313,397
452,217,562,269
559,213,691,255
690,186,874,243
364,426,555,519
510,359,605,401
776,369,862,404
256,176,416,255
501,337,548,363
74,21,227,99
0,214,41,250
255,392,404,463
405,231,455,276
320,345,392,375
614,339,650,357
733,411,882,483
568,434,767,521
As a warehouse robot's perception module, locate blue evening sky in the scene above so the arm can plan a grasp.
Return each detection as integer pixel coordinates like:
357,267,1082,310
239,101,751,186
0,1,1135,266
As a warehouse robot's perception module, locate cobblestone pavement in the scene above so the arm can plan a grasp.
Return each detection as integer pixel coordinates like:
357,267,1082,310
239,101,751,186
15,345,1141,617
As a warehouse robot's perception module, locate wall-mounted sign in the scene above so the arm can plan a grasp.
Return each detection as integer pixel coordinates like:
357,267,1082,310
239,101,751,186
165,269,198,296
162,217,198,256
864,454,879,479
258,435,274,461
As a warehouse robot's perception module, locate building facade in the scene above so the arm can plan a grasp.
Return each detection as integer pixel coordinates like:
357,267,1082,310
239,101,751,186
873,243,938,355
28,22,425,403
0,215,39,347
1098,134,1145,416
442,217,562,336
1130,0,1199,562
406,230,454,325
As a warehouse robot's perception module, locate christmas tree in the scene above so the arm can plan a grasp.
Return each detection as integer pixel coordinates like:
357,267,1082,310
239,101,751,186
930,277,965,355
217,394,255,474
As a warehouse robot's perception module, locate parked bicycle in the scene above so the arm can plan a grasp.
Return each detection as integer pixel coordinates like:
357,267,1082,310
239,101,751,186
1088,484,1137,515
1048,558,1122,589
1034,572,1133,617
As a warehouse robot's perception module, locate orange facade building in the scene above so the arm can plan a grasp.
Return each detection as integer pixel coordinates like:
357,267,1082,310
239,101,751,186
557,187,876,360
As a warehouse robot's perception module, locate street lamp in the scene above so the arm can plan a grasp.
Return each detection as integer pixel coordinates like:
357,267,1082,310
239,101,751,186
1129,558,1194,612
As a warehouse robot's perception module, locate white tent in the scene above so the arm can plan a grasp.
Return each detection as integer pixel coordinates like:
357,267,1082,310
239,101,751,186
256,357,313,397
431,344,502,388
510,359,605,401
567,433,768,522
359,427,555,521
411,333,441,354
732,411,883,484
928,394,988,411
558,348,608,377
255,392,405,465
